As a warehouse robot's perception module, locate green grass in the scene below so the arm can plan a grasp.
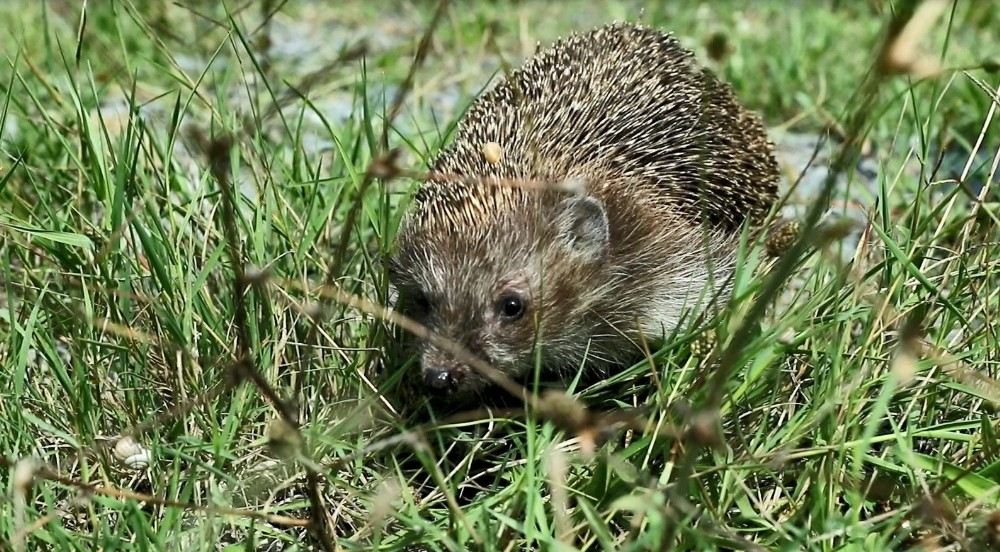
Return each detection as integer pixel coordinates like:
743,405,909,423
1,0,998,550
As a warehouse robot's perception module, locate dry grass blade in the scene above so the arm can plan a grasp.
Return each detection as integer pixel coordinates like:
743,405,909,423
290,0,449,427
0,457,311,529
877,0,950,78
326,0,450,280
705,51,884,408
196,129,336,549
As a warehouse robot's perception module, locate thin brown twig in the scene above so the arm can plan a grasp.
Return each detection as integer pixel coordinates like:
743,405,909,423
1,273,247,459
263,40,368,122
289,0,448,424
701,0,905,411
204,131,336,549
77,377,236,459
380,0,449,151
0,457,310,529
325,0,449,284
207,135,254,362
250,0,292,37
655,4,917,547
249,4,449,544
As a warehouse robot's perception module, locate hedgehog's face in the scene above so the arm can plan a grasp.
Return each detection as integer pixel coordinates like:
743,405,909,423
387,193,611,404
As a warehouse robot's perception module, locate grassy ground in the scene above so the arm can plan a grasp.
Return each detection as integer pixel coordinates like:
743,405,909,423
0,0,998,550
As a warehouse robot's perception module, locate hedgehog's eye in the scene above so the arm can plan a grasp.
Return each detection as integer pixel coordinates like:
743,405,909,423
495,292,526,321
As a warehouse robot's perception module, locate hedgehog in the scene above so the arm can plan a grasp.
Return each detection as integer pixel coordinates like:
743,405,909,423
386,22,779,403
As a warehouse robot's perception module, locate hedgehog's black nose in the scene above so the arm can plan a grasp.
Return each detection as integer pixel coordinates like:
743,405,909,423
424,369,458,393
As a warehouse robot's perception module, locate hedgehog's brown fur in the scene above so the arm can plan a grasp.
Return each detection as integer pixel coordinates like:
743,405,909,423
388,22,779,403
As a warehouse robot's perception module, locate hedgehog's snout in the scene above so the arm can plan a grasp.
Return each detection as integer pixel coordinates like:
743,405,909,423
420,346,470,395
424,368,459,393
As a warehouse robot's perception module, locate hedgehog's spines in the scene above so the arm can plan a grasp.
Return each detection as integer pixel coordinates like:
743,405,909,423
406,21,779,239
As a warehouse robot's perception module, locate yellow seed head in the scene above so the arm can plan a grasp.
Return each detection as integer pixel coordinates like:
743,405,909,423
482,141,503,164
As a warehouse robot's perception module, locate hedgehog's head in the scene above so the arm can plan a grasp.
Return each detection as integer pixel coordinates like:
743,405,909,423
387,181,614,403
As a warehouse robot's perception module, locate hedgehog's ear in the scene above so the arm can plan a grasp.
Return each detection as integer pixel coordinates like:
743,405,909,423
555,195,609,262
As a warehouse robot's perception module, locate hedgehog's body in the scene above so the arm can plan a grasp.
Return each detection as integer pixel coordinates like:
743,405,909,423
389,23,779,401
